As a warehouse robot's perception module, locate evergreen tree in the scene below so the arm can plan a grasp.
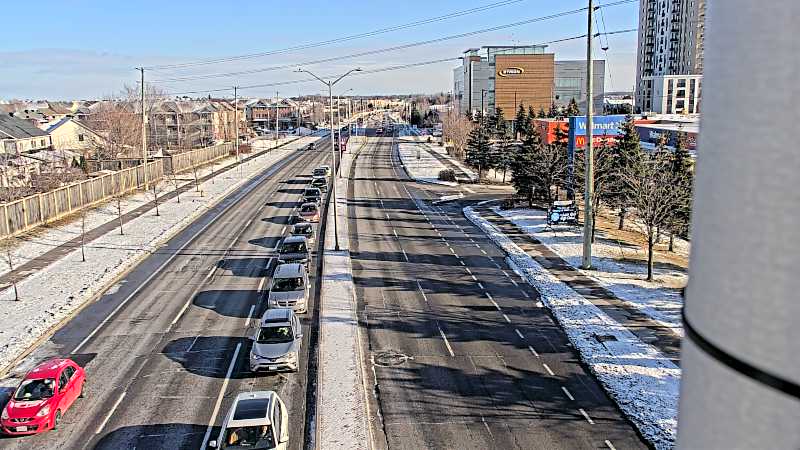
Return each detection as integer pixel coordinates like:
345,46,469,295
493,107,507,137
465,125,492,180
510,130,540,206
514,103,528,139
565,97,580,117
537,106,547,119
667,132,694,250
609,115,642,229
549,101,561,118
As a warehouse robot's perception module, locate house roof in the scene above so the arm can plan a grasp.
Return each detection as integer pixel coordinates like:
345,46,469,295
0,113,49,139
45,116,96,134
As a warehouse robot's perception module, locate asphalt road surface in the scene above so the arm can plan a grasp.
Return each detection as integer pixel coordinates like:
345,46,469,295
0,140,333,450
349,135,648,450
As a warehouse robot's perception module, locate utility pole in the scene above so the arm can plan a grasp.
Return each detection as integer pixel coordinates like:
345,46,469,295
581,0,595,270
275,91,279,144
139,67,149,191
234,86,239,166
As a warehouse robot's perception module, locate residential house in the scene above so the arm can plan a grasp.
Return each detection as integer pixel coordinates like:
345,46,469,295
245,98,296,133
46,117,105,154
149,101,214,150
1,113,52,154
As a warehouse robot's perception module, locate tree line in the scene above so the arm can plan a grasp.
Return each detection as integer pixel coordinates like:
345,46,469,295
463,104,694,281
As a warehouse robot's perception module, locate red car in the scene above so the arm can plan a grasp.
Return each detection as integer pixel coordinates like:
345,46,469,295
1,358,86,436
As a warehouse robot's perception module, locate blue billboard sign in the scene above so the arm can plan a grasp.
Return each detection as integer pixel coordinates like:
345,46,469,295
566,115,628,198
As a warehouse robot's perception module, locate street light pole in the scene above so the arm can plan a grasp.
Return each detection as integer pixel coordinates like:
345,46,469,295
295,68,362,252
581,0,595,269
275,91,279,144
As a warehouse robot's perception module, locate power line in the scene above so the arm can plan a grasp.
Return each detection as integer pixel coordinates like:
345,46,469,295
157,28,638,97
144,0,527,71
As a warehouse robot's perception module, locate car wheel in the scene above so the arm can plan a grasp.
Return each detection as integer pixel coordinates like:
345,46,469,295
52,410,62,430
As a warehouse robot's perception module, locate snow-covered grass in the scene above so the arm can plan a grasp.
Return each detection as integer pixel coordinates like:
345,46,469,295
464,206,680,450
0,136,320,374
396,140,458,187
398,135,478,183
496,207,686,335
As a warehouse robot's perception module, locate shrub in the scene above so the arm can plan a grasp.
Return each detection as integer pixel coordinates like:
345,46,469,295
438,169,456,182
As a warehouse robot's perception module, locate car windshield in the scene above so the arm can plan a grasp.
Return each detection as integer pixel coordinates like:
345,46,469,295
257,326,294,344
293,225,312,236
273,276,304,292
300,205,317,213
304,189,319,196
222,425,274,449
14,378,55,401
313,169,325,176
280,242,307,253
311,178,325,186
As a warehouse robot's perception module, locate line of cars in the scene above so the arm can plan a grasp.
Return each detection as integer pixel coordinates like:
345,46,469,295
208,164,332,449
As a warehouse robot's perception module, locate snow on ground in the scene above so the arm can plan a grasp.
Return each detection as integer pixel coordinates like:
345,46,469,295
400,135,478,182
496,207,686,335
464,206,679,450
0,136,321,374
396,140,458,187
0,135,312,279
318,139,370,449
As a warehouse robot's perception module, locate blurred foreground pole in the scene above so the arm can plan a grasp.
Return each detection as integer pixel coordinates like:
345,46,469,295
678,1,800,448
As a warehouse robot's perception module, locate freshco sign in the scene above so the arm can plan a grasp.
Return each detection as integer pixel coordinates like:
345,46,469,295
497,67,524,77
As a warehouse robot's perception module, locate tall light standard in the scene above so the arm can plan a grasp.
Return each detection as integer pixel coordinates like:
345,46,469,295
581,0,595,269
337,87,354,171
295,67,362,252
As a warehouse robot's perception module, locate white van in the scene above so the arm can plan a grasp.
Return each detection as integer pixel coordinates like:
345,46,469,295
268,263,309,314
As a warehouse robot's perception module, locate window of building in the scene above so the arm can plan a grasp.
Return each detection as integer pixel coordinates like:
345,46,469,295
78,134,85,142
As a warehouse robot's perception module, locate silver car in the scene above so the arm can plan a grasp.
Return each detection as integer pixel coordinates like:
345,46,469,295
249,308,302,373
268,263,309,313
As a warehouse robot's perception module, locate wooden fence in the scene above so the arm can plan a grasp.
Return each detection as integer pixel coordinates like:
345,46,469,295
0,142,233,238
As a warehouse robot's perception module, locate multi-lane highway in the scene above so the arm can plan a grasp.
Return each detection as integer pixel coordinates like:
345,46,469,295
0,138,333,450
349,134,648,449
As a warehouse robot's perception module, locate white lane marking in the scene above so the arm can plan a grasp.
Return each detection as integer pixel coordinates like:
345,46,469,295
402,248,409,262
445,241,451,247
416,281,428,304
449,247,456,255
477,282,484,290
385,213,390,220
459,261,465,266
244,304,256,328
463,187,475,193
169,261,218,329
515,329,525,339
510,279,519,287
437,323,456,357
95,391,127,434
579,408,595,425
393,229,399,238
561,386,575,401
521,291,531,299
528,345,539,357
605,440,617,450
542,363,555,376
281,225,287,234
480,249,488,255
501,270,510,278
474,243,481,249
502,314,511,323
465,267,473,275
200,343,242,449
471,275,478,282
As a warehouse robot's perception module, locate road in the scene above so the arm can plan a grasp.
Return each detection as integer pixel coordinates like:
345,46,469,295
349,135,648,449
0,139,333,450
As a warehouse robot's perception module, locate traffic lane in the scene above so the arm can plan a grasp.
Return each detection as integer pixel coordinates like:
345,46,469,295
0,148,327,450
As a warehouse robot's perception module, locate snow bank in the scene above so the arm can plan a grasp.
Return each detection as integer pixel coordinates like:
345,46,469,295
464,206,680,450
496,207,686,335
0,136,318,374
396,141,458,187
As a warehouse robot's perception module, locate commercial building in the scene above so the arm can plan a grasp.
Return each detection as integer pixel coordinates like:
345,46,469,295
453,45,604,118
635,0,706,113
644,74,702,115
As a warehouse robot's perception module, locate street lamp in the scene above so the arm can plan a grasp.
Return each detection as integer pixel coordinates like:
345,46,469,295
481,89,487,119
295,67,362,252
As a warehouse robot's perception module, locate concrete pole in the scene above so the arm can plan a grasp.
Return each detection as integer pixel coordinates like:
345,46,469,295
581,0,594,270
275,91,279,143
328,84,340,251
678,1,800,447
139,68,148,191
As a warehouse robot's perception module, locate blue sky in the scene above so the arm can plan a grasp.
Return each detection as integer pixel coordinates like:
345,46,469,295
0,0,639,100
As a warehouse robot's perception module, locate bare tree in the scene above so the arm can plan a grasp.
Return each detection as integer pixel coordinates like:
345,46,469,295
623,149,691,281
1,238,19,300
441,109,474,160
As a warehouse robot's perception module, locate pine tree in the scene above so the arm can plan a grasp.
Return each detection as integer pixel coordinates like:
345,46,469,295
465,125,492,180
667,131,694,250
537,107,547,119
610,115,642,230
493,107,507,137
510,131,540,206
549,101,561,118
514,103,528,139
565,97,580,117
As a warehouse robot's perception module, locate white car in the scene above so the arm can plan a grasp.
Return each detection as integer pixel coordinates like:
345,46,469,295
209,391,289,449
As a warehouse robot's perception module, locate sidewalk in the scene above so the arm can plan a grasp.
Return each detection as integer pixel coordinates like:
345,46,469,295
474,203,682,365
0,136,305,289
318,138,370,449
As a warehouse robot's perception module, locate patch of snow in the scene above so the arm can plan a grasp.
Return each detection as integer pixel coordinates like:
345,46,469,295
464,206,679,450
396,141,458,187
495,207,685,335
0,136,319,374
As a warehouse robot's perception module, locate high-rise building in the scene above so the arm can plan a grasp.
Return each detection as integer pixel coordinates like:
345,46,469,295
635,0,706,113
452,46,604,118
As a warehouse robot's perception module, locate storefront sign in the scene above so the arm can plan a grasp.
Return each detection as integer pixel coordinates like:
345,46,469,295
497,67,524,77
548,200,578,225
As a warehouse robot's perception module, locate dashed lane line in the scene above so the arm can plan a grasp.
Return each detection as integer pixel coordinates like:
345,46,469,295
542,363,555,376
477,282,484,289
515,329,525,339
437,322,456,357
95,391,127,434
561,386,575,401
579,408,595,425
605,440,618,450
502,314,512,323
200,342,242,449
528,345,540,357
